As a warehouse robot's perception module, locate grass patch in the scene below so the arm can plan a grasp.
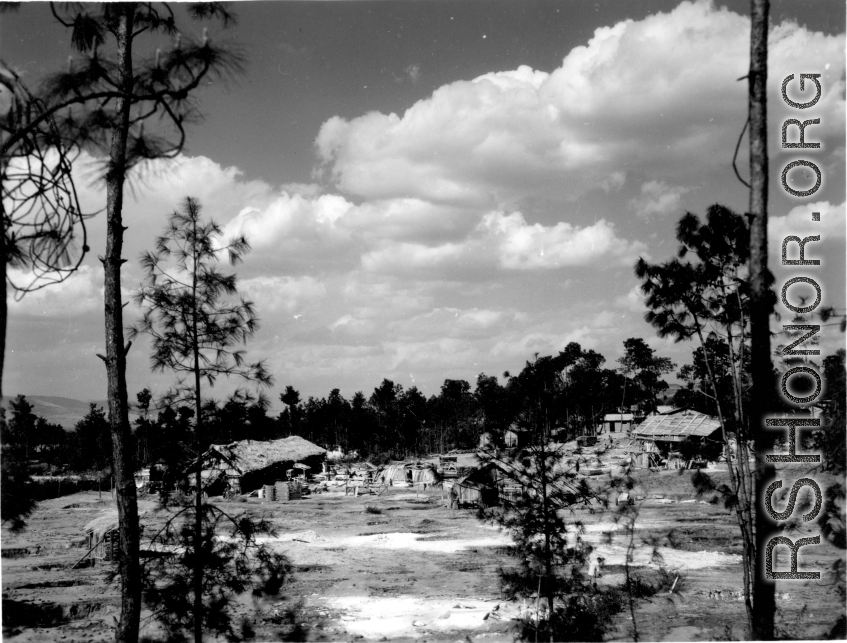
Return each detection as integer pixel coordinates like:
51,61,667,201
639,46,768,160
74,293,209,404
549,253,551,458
364,505,382,514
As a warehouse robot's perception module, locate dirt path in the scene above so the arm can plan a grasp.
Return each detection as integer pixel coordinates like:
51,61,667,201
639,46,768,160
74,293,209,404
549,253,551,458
3,469,843,641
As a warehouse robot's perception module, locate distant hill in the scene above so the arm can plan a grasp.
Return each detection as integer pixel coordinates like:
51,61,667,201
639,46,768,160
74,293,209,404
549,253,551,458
1,395,140,430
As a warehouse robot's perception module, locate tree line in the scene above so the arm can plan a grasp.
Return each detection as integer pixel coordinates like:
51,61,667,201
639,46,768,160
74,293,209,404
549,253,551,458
275,336,675,460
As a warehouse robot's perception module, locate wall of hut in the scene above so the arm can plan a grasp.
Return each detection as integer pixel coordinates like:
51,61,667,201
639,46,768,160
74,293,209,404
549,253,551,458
239,452,326,492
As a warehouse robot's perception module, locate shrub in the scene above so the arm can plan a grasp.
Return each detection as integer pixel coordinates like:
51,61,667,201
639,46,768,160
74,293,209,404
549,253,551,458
516,590,625,642
364,506,382,515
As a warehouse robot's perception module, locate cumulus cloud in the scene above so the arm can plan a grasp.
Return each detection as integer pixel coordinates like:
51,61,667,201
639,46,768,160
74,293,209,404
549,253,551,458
769,201,845,280
10,2,842,404
7,265,103,318
356,210,645,276
629,180,692,218
223,192,354,250
615,285,648,313
769,201,845,245
315,1,844,209
361,241,470,274
238,275,327,315
601,172,626,193
480,211,647,269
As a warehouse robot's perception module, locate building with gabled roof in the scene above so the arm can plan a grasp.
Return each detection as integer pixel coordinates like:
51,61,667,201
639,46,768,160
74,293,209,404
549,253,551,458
632,409,721,443
601,413,634,434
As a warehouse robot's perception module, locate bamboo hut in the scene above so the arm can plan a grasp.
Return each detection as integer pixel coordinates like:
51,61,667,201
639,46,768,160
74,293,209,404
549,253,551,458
193,436,327,494
84,511,120,563
452,465,500,508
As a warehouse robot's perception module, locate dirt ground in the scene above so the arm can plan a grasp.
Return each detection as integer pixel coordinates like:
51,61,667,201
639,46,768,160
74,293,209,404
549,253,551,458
2,467,844,642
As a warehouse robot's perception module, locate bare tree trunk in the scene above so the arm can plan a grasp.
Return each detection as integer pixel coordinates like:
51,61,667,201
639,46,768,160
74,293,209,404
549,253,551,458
748,0,776,638
103,5,141,643
187,208,210,643
192,218,204,643
1,192,6,401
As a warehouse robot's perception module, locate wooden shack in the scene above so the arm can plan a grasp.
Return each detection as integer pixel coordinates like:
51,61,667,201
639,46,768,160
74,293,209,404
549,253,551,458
83,511,120,564
601,413,634,434
452,464,502,509
632,409,722,456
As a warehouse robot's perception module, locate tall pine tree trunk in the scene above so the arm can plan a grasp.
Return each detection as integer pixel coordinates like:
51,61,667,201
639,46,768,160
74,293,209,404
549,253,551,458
748,0,776,638
1,194,7,401
192,216,204,643
103,5,141,642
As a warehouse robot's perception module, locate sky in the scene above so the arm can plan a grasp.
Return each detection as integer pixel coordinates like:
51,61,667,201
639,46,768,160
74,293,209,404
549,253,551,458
2,0,845,411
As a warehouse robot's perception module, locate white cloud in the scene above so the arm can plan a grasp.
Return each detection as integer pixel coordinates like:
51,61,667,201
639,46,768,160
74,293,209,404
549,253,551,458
768,201,845,279
769,201,845,245
223,192,354,250
361,241,469,274
615,285,648,313
238,275,327,315
356,210,646,276
314,1,844,209
7,265,103,318
601,172,626,193
9,3,842,405
480,211,647,269
629,180,692,218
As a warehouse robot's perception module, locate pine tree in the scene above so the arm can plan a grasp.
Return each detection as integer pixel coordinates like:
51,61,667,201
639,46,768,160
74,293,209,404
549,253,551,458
131,196,272,643
3,6,243,640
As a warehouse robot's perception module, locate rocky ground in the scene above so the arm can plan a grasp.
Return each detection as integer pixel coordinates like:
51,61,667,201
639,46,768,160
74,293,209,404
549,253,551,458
2,467,843,641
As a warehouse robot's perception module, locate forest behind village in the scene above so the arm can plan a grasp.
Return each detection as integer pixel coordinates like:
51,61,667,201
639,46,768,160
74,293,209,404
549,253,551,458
4,336,845,477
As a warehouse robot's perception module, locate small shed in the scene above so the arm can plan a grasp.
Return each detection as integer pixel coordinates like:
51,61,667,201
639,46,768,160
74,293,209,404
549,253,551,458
84,511,120,563
451,463,502,509
601,413,634,434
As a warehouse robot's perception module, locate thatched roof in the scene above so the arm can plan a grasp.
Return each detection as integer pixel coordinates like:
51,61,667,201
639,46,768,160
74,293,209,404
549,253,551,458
84,510,119,536
84,508,152,537
633,410,721,443
206,436,326,475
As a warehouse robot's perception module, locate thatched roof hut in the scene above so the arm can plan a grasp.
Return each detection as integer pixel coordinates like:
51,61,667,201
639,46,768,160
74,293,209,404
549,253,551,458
84,510,120,562
197,436,327,493
452,463,502,508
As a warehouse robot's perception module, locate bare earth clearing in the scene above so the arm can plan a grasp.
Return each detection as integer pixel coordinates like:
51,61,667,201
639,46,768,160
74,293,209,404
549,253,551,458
2,467,843,642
